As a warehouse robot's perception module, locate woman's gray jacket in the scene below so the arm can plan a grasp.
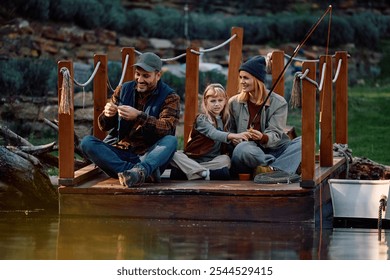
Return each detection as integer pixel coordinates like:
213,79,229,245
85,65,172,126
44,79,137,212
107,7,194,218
228,92,291,149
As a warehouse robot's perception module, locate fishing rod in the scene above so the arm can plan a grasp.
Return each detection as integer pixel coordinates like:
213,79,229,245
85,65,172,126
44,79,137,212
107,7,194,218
250,5,333,128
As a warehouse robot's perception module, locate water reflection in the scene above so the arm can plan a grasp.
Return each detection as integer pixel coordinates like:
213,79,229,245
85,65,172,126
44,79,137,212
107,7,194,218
0,212,389,260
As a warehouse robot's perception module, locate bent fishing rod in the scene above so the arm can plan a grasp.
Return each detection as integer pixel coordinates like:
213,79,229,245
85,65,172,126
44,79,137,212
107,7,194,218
250,5,332,128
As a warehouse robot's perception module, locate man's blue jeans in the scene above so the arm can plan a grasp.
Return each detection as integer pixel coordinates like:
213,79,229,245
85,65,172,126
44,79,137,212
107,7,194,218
80,135,177,178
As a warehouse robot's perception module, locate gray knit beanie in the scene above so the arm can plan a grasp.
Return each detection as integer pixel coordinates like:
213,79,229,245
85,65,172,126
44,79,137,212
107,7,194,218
239,55,266,83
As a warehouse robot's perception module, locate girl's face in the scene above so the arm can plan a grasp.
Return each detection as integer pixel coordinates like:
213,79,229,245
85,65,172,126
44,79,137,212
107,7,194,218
205,90,227,117
239,70,255,94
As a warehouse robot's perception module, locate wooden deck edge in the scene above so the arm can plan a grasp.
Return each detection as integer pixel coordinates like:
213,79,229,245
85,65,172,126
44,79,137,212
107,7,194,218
300,157,346,188
59,192,315,223
58,164,102,186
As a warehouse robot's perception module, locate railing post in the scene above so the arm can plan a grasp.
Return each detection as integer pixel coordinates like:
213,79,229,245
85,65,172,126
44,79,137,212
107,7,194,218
93,54,107,140
271,50,285,96
226,27,243,98
58,60,75,184
121,47,136,84
335,51,348,144
183,47,199,147
300,61,317,188
319,55,333,167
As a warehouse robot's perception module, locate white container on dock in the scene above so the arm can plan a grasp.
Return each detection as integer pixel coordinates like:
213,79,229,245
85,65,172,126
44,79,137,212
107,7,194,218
329,179,390,220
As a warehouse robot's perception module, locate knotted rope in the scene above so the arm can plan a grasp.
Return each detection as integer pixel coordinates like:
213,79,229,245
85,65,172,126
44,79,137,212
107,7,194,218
378,195,387,240
333,143,353,177
59,67,73,115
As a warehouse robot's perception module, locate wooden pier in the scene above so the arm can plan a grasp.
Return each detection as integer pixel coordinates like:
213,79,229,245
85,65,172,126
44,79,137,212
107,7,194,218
57,27,349,227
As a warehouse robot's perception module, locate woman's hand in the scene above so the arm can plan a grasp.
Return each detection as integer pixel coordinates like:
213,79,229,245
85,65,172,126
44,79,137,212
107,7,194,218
248,128,263,141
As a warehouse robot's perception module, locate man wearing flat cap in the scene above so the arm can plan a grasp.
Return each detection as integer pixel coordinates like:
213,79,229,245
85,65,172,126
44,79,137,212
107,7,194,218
81,52,180,187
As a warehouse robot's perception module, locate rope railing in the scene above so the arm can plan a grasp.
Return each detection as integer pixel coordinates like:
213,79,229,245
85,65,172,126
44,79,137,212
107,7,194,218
60,61,102,109
284,53,319,63
132,34,237,62
332,58,342,83
73,61,101,88
295,57,344,90
190,34,237,55
118,54,129,86
317,63,327,91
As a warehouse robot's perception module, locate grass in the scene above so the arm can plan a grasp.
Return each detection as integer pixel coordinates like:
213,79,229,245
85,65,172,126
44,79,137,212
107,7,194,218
287,84,390,165
347,85,390,165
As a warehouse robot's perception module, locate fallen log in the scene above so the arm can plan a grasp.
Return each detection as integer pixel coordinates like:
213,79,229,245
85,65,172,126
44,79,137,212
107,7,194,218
0,146,58,209
0,123,89,210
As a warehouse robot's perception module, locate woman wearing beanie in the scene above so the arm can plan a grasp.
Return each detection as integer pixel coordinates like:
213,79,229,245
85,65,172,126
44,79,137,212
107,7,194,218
228,55,302,179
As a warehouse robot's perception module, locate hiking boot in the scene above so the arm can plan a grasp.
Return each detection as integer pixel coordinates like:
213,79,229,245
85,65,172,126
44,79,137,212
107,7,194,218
253,165,273,177
146,168,161,183
254,170,301,184
118,164,146,187
170,166,187,180
209,167,231,180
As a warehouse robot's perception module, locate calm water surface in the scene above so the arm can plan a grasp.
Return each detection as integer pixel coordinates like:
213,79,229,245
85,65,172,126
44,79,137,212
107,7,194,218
0,211,389,260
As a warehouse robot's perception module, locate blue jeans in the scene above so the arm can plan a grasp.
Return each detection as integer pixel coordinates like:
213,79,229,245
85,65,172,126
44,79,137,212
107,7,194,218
80,135,177,178
231,136,302,175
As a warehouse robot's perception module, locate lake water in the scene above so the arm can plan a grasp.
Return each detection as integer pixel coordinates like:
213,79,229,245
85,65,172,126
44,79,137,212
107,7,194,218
0,211,389,260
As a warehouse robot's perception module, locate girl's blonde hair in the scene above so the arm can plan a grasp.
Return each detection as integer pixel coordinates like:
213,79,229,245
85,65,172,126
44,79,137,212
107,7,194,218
201,83,230,131
236,73,268,106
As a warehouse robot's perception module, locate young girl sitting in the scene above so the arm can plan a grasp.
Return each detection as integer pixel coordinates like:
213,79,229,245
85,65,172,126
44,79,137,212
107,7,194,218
170,83,251,180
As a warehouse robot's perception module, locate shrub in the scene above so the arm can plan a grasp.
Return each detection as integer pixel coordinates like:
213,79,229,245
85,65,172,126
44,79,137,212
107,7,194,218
49,0,79,21
0,58,57,97
20,0,50,20
152,6,184,39
124,9,159,37
74,0,105,29
351,13,380,49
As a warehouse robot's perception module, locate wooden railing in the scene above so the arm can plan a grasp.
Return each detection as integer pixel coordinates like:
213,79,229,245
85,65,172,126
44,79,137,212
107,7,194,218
57,28,348,188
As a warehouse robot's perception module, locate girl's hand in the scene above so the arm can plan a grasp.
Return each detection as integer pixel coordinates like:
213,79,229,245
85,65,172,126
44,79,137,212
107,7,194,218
228,131,251,145
104,102,118,117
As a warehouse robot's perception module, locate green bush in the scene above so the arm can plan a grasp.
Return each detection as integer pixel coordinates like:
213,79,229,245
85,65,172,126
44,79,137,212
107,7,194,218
0,58,57,97
351,13,380,49
3,1,390,49
124,9,158,37
21,0,50,20
74,0,105,29
49,0,79,21
152,6,184,39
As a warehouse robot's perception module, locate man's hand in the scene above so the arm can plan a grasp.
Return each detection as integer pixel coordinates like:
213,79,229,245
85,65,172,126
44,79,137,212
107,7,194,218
117,105,141,121
104,102,118,117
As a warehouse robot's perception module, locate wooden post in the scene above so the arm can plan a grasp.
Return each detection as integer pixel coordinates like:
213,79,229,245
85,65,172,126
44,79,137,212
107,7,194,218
319,55,333,167
335,51,348,144
271,50,285,96
300,61,317,188
226,27,243,98
121,47,136,84
93,54,107,140
58,60,75,183
183,48,199,147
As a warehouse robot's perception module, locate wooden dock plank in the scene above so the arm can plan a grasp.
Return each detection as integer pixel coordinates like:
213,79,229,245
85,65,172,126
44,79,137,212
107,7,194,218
58,157,347,225
59,189,314,223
